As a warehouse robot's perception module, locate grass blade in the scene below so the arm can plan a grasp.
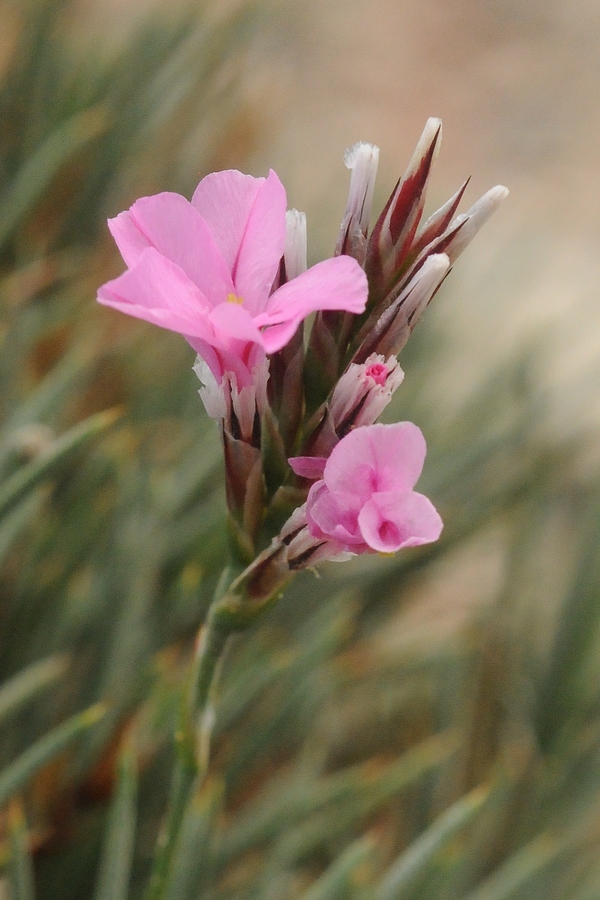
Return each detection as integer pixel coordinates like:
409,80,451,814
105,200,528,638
299,835,376,900
0,654,68,725
0,702,106,809
0,105,108,249
0,408,121,522
93,739,138,900
163,777,223,900
375,782,491,900
7,799,36,900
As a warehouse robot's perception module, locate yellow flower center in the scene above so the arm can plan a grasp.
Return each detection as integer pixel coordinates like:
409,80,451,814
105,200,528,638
227,292,244,305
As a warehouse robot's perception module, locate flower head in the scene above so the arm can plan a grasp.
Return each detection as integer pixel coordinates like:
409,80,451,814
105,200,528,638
98,169,368,388
301,422,442,555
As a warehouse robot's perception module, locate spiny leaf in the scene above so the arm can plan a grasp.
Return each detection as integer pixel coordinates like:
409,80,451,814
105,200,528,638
299,835,376,900
375,782,491,900
0,408,121,522
93,739,138,900
0,654,68,725
0,702,106,809
7,799,36,900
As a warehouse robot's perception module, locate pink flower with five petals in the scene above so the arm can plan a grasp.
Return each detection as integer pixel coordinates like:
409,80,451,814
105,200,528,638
98,170,368,387
291,422,442,555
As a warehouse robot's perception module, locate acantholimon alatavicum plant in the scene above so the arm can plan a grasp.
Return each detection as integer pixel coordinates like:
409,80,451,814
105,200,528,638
2,3,600,899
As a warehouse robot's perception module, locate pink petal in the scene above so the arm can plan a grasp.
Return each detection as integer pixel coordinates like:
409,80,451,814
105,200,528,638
288,456,327,480
97,247,211,337
324,422,427,497
187,336,254,388
108,193,233,307
306,483,365,548
192,171,263,267
232,170,287,312
251,317,301,354
208,302,264,346
192,170,287,312
255,256,368,354
358,491,443,552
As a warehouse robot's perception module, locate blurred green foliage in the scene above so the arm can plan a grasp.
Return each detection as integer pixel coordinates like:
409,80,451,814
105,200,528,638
1,0,600,898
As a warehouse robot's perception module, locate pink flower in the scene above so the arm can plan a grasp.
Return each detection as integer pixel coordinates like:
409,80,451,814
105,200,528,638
301,423,442,554
98,170,368,387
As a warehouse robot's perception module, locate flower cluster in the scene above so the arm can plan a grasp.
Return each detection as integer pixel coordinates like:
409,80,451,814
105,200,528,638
98,119,507,583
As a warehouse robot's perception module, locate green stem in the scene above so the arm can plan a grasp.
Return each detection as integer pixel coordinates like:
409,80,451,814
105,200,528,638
144,612,228,900
145,543,293,900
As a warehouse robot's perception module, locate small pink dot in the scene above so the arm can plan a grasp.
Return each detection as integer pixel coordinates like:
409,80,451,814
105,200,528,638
365,363,388,386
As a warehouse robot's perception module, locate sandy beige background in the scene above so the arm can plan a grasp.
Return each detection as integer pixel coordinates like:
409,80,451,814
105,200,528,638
253,0,600,434
74,0,600,432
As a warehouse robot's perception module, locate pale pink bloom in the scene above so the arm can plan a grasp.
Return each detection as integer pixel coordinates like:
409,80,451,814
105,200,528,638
98,170,368,387
302,423,442,555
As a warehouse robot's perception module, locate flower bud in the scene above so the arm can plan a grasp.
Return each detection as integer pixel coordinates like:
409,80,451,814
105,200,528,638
353,254,450,363
306,354,402,456
336,142,380,263
367,118,442,292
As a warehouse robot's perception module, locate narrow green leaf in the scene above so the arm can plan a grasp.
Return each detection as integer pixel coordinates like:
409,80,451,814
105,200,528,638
375,783,491,900
0,654,68,725
0,489,45,571
218,730,459,864
299,835,376,900
4,346,93,434
0,105,108,248
93,740,138,900
536,492,600,748
0,702,106,809
0,408,121,522
7,799,36,900
462,830,564,900
164,777,224,900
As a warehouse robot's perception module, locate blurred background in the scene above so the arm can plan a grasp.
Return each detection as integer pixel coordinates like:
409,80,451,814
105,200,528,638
2,0,600,898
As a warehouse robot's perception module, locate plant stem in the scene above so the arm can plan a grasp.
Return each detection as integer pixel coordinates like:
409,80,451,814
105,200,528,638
144,613,228,900
145,543,292,900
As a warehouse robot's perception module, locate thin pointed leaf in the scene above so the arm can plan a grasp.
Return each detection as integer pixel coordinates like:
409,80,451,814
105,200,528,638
0,408,121,522
0,654,68,725
375,783,491,900
462,831,566,900
0,105,108,248
299,835,376,900
93,740,138,900
0,702,106,809
164,777,224,900
7,799,36,900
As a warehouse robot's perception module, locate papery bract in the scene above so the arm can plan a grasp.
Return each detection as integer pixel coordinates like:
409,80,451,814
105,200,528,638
98,169,368,387
304,422,442,554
